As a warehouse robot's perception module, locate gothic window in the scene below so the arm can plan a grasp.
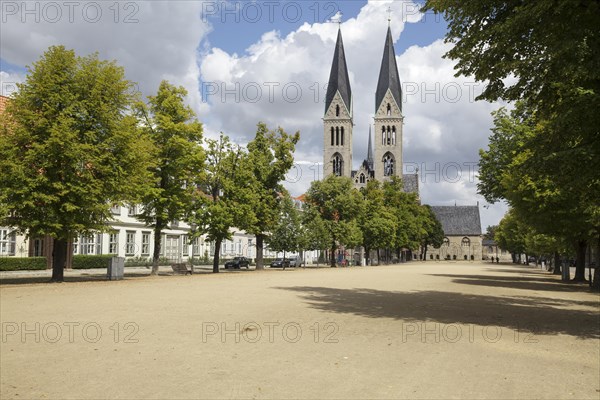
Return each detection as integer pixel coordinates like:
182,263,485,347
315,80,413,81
461,237,470,247
335,104,340,117
331,127,334,146
387,103,391,116
341,127,344,146
381,126,385,145
359,174,366,184
387,126,391,145
443,237,449,246
392,126,396,145
335,127,339,146
332,153,343,176
383,153,395,176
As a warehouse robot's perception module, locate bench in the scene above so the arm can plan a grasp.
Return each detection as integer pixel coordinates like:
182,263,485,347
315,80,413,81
171,263,193,275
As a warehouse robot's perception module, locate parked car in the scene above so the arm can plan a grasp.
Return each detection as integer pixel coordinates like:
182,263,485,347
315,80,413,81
270,258,290,268
288,256,304,268
224,257,250,269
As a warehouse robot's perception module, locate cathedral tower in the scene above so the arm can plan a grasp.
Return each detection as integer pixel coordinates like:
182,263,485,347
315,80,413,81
373,26,403,182
323,28,353,178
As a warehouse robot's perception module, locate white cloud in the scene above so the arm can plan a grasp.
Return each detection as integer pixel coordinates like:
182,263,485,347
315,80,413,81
1,1,210,109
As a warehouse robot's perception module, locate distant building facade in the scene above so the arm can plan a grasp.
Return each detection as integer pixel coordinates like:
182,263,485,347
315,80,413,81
426,206,483,261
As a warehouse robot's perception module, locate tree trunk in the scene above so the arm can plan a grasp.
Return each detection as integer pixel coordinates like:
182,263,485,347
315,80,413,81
423,244,428,262
365,247,370,266
553,252,561,275
330,243,337,267
255,234,264,270
377,249,380,265
151,221,163,276
572,239,587,282
51,237,67,282
593,238,600,291
213,238,222,273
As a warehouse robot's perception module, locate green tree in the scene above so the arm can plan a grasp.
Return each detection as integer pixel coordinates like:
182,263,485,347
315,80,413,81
359,181,396,265
304,175,363,267
134,81,205,275
267,193,303,265
382,177,421,260
244,123,300,270
484,225,498,241
188,134,254,273
0,46,152,282
301,204,329,266
419,205,444,261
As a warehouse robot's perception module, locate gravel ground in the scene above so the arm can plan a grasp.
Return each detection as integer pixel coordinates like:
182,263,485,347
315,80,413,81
1,261,598,399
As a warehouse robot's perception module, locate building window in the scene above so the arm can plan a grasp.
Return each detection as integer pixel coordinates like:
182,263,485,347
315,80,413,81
0,229,16,256
387,126,392,145
359,173,366,184
126,231,136,256
392,126,396,145
80,234,101,255
383,153,395,176
387,103,391,116
335,104,340,117
335,127,339,146
72,236,79,254
109,232,119,254
332,153,343,176
141,232,150,256
192,238,201,256
443,237,449,246
182,235,189,256
33,238,44,257
330,127,334,146
340,127,344,146
461,237,470,247
128,205,137,217
111,205,121,215
381,126,385,145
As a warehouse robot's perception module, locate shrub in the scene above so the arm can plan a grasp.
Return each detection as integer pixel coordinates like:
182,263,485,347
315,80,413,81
0,257,47,271
72,255,114,269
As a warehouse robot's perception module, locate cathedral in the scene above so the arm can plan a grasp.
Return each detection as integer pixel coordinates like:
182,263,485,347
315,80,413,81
323,25,418,194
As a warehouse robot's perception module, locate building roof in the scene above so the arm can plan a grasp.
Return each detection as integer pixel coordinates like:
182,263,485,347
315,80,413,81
325,28,352,115
430,205,482,236
376,26,402,112
402,174,419,194
482,239,496,246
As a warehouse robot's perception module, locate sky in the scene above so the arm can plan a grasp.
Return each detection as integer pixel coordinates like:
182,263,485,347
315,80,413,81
0,0,508,230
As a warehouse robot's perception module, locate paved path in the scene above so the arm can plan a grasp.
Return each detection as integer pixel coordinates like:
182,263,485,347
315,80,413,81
1,262,598,399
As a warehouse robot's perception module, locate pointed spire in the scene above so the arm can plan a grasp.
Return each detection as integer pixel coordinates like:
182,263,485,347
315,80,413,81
375,26,402,112
367,125,374,169
325,28,352,115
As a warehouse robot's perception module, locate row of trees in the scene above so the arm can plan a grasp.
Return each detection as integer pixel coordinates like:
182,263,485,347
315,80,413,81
269,175,444,268
0,46,299,281
424,1,599,288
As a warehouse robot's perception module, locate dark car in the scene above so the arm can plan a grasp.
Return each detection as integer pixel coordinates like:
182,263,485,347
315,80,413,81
224,257,250,269
270,258,290,268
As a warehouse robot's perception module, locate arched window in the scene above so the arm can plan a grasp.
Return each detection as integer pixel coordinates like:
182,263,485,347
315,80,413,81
443,237,450,246
387,103,391,116
330,127,334,146
461,237,470,247
332,153,343,176
341,127,344,146
383,153,395,176
387,126,391,145
381,126,386,145
392,126,396,145
335,104,340,117
335,127,339,146
359,173,365,184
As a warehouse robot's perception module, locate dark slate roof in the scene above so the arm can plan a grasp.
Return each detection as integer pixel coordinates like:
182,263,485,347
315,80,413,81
402,174,419,194
376,26,402,112
325,29,352,114
430,206,482,236
482,239,497,246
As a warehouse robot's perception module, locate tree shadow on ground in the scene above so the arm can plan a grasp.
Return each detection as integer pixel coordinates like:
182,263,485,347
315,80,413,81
428,273,590,293
273,286,599,339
